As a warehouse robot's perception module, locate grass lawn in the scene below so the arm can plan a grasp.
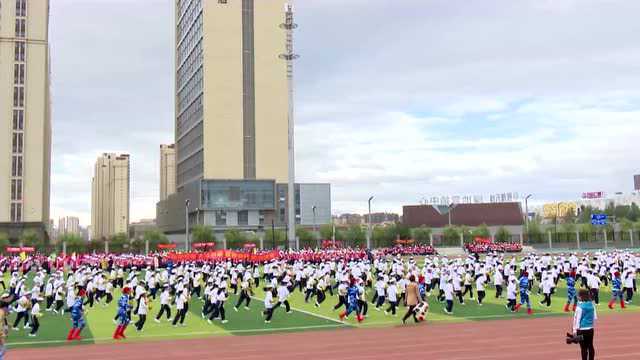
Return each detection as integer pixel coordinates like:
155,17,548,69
5,272,638,349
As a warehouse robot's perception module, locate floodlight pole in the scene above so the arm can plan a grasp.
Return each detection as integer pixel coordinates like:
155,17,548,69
280,3,299,250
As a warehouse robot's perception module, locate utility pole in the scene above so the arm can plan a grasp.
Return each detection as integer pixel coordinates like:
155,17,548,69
367,196,374,249
185,199,190,251
280,3,299,250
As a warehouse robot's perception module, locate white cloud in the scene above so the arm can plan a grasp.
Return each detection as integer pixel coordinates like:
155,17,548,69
48,0,640,225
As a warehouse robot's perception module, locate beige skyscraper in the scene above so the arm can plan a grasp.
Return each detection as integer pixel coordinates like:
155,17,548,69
0,0,52,241
160,144,176,201
174,0,289,189
158,1,331,242
91,154,130,240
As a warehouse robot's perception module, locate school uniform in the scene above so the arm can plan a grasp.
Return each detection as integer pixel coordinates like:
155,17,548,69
155,288,172,321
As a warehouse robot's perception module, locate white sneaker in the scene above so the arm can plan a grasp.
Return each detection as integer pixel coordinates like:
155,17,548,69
207,320,212,324
221,320,228,324
234,307,238,312
28,333,36,337
264,320,270,324
244,307,250,310
154,319,160,323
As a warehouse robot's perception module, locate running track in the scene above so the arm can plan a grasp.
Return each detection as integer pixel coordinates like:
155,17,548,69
11,312,638,360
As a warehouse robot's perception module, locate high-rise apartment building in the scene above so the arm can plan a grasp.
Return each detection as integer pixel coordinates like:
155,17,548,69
175,0,289,189
158,1,331,245
58,216,80,236
91,153,130,240
0,0,52,242
160,144,176,201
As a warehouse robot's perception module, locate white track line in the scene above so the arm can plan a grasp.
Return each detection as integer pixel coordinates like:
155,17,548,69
249,295,347,325
8,324,345,347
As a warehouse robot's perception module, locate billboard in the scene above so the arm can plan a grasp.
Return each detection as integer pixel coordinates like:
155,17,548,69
582,191,605,199
542,202,577,219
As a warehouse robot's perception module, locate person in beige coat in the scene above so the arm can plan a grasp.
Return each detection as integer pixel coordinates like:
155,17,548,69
402,276,422,324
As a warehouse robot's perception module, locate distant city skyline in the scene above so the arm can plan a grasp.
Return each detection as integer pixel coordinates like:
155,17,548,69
47,0,640,226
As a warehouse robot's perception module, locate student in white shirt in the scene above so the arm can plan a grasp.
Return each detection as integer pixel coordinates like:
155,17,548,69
475,274,487,306
384,279,398,316
28,297,41,337
506,278,517,312
135,293,149,331
275,282,292,314
539,275,553,307
155,285,172,322
263,284,276,323
172,291,188,327
443,279,454,314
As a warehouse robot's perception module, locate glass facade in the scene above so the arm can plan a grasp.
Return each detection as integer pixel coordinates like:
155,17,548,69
176,0,204,188
201,180,275,210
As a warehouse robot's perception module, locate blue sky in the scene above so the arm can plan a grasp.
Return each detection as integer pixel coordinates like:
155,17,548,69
48,0,640,226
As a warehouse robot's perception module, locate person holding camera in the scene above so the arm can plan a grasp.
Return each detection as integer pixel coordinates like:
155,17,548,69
573,289,597,360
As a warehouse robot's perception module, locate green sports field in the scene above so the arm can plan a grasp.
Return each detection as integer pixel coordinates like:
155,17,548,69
5,273,639,349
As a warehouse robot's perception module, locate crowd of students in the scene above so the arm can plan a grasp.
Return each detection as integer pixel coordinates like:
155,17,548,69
0,248,637,343
464,242,523,254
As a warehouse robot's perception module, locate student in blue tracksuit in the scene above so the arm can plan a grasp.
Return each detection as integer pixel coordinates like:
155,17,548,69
515,272,532,315
608,272,625,309
564,272,578,312
113,287,131,340
339,278,363,323
67,289,86,341
573,289,597,360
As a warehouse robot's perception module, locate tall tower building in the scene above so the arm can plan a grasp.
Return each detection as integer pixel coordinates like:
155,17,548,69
158,1,330,244
91,153,130,240
0,0,52,242
160,144,176,201
175,0,289,188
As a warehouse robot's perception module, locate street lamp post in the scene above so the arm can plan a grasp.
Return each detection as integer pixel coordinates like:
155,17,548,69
448,203,455,227
312,205,318,248
524,194,532,244
367,196,374,249
185,199,191,251
272,219,276,250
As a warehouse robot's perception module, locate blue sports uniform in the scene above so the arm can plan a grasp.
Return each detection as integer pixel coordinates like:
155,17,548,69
70,298,85,329
116,294,131,326
611,277,623,301
566,277,577,304
344,285,359,317
518,276,530,308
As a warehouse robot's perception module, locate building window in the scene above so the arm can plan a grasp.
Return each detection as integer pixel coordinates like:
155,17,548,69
215,211,227,226
12,133,23,153
11,179,22,201
13,86,24,107
11,203,23,222
12,110,24,130
11,156,24,177
14,42,26,61
15,18,26,37
238,210,248,226
14,63,25,84
16,0,27,17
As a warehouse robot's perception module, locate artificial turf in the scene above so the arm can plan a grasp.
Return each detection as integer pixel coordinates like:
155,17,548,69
5,271,638,349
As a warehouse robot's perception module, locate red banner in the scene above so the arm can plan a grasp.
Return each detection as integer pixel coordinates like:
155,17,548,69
167,250,279,263
474,237,492,245
192,242,216,249
157,244,177,249
394,239,415,245
5,247,35,253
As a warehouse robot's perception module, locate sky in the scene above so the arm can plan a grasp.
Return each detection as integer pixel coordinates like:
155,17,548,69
49,0,640,227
